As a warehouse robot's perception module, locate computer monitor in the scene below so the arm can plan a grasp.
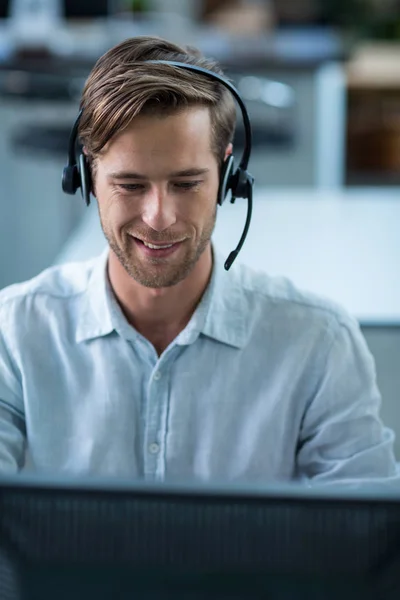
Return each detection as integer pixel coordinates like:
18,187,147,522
0,474,399,600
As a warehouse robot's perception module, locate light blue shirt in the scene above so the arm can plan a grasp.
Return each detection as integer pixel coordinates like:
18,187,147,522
0,249,397,482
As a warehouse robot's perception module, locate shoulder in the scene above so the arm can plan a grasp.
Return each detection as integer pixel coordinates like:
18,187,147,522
0,257,97,325
233,261,357,335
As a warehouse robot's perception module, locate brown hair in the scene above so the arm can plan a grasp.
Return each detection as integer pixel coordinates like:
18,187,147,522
79,36,236,169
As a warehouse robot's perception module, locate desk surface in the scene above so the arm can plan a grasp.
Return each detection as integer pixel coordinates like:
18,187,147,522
56,187,400,325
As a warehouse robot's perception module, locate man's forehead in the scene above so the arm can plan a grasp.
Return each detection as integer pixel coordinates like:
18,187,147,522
98,108,215,171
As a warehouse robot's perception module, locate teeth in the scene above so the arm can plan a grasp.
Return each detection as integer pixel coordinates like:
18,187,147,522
143,241,174,250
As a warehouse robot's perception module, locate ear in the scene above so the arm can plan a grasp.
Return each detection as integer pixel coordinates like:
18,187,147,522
224,143,233,160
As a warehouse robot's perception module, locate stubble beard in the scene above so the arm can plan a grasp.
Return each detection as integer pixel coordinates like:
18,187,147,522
100,206,217,289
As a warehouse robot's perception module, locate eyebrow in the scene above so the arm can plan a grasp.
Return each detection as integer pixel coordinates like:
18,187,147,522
108,168,210,180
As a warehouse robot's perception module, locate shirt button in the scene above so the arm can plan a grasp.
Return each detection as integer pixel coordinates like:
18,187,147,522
153,371,162,381
149,443,160,454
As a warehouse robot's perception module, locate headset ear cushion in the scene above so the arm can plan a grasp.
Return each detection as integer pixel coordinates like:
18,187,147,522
62,164,79,195
78,153,92,206
217,155,235,206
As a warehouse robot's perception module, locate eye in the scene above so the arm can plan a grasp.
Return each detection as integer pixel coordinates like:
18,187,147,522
173,181,202,191
117,183,145,192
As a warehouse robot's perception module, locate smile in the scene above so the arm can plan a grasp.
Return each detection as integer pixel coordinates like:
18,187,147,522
142,241,174,250
131,236,184,258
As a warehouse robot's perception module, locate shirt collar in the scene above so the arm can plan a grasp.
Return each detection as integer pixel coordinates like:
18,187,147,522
167,250,249,350
75,247,249,349
196,249,248,349
75,248,114,343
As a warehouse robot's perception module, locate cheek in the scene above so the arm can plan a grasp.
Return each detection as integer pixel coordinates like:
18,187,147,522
109,201,133,223
179,195,213,227
97,187,137,226
199,183,219,215
187,178,219,216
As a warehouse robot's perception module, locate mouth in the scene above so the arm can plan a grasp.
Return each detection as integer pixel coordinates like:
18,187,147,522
131,236,184,258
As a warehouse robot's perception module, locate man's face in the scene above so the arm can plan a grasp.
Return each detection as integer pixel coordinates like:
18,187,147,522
94,106,221,288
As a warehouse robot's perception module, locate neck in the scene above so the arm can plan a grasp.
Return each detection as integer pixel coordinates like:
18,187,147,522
107,245,213,353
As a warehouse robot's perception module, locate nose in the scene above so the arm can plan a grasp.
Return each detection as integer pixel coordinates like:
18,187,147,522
141,185,177,232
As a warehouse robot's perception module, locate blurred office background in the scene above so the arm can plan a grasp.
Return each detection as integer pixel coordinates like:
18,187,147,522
0,0,400,456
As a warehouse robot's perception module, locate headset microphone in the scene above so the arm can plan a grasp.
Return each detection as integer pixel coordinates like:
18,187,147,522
62,60,254,270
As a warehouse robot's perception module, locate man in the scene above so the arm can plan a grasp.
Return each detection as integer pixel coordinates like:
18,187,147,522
0,36,397,481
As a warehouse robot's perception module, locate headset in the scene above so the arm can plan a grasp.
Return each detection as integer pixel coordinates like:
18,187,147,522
62,60,254,270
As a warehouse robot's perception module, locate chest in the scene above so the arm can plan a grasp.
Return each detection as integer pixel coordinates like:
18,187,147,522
22,339,306,480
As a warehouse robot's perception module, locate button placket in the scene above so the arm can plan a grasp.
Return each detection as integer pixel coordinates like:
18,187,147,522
144,349,180,479
144,360,169,478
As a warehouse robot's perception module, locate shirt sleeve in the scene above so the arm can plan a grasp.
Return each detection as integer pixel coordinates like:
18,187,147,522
296,315,398,483
0,325,26,473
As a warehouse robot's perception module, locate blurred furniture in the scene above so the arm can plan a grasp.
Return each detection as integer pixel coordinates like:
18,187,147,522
0,57,88,288
0,97,84,289
198,27,347,188
227,59,345,189
346,43,400,185
201,0,275,35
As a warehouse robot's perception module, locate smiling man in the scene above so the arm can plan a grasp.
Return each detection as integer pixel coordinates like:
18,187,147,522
95,106,222,354
0,36,397,482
